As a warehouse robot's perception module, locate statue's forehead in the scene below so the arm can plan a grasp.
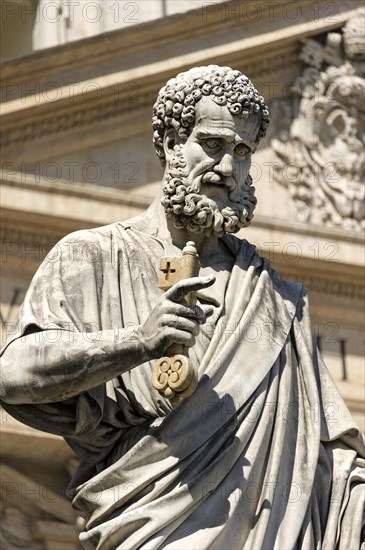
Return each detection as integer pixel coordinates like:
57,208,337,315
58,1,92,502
193,97,260,141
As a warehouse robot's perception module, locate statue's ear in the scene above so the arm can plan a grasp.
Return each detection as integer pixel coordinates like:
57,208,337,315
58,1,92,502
163,128,179,162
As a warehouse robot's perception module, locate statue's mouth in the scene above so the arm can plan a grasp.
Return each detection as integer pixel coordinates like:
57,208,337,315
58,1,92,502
201,171,225,186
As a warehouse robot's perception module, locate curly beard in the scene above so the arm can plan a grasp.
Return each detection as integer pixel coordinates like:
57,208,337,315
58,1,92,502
161,147,257,236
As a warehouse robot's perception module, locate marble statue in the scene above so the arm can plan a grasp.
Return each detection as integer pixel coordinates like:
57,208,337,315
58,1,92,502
1,66,364,549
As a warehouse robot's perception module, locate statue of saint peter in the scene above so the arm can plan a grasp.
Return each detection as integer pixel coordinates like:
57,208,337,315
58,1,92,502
1,66,364,550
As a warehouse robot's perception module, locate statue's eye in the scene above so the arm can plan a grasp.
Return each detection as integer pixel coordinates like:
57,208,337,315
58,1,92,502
203,139,222,149
234,143,251,157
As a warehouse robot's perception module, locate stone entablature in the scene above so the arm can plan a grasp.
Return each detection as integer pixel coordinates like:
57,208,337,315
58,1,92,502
1,1,361,182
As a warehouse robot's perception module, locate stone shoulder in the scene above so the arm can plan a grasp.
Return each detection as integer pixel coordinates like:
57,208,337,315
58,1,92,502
56,222,123,247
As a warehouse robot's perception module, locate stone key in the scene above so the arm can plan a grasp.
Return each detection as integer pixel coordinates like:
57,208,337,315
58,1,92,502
152,241,201,403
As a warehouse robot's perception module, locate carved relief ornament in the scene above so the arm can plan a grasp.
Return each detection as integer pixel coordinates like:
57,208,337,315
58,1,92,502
271,8,365,231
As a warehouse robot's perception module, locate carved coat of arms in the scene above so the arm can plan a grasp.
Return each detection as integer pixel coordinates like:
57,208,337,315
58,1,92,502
271,8,364,231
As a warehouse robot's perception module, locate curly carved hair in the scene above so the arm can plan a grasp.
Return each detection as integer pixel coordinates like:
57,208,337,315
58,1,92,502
152,65,270,166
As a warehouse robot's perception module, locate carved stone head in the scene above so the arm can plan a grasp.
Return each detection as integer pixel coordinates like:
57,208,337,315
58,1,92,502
152,66,270,236
152,65,269,167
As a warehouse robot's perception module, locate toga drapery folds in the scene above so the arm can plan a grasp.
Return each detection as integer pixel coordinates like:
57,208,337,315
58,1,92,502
1,219,364,549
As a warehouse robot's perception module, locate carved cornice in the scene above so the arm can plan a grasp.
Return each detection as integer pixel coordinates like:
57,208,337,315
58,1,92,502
240,49,298,79
0,228,59,277
1,91,150,149
1,50,299,151
1,2,360,155
252,214,365,245
1,170,150,208
1,171,150,243
0,228,57,248
2,0,358,91
283,274,365,301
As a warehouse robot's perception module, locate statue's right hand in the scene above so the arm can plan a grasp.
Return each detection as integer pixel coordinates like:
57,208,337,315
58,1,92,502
138,275,215,359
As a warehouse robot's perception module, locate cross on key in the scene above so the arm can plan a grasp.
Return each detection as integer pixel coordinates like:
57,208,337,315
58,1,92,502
158,242,200,293
163,261,176,281
159,258,180,291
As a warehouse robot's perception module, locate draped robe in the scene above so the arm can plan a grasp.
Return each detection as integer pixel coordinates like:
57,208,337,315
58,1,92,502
1,218,364,549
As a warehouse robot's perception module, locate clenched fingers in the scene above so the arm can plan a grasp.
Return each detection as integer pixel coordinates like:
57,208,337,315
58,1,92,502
163,302,214,324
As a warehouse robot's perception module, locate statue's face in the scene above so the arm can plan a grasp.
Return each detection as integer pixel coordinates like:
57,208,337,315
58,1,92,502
176,96,260,206
162,96,261,236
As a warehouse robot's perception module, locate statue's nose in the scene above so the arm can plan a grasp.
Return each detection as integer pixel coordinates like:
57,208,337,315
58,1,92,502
214,153,233,177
